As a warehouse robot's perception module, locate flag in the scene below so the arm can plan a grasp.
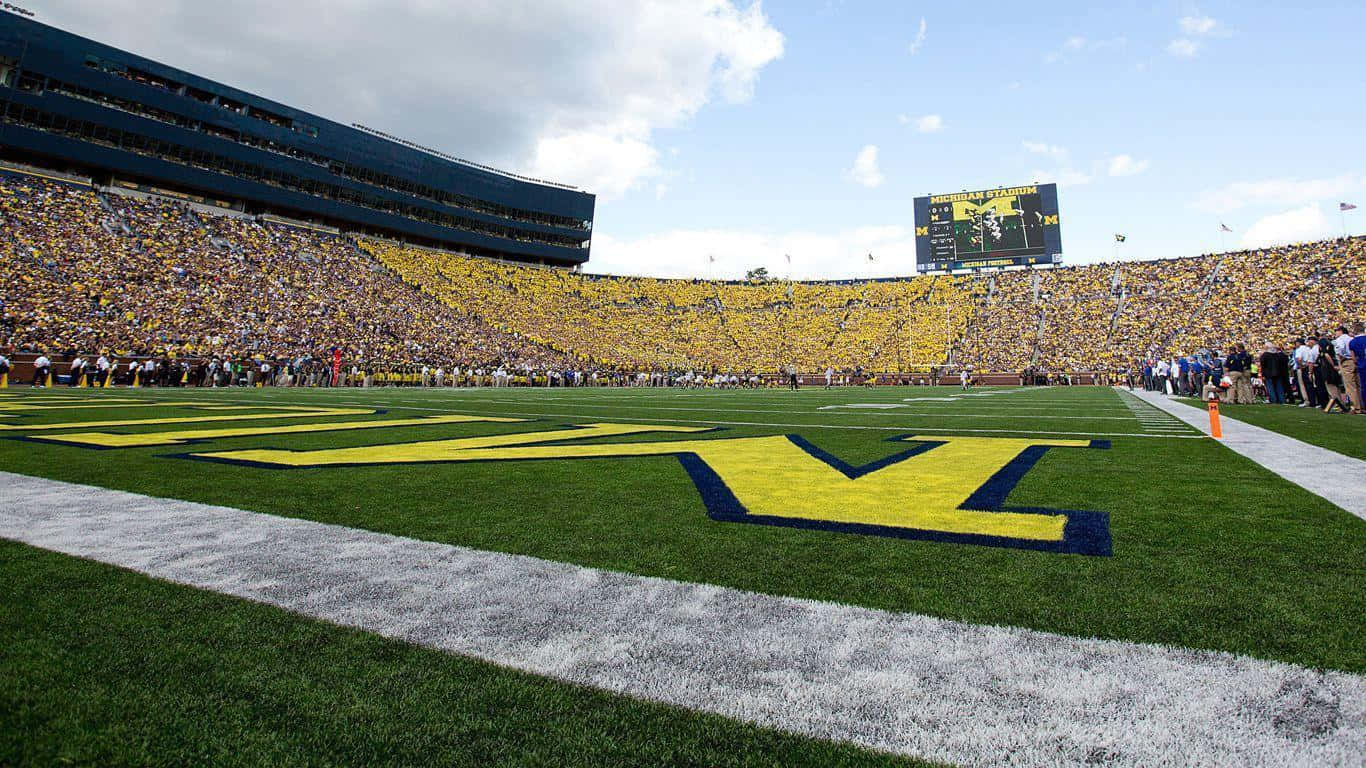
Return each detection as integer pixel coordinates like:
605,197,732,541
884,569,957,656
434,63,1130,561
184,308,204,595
708,254,715,264
1114,234,1127,243
1342,202,1359,212
1220,223,1233,233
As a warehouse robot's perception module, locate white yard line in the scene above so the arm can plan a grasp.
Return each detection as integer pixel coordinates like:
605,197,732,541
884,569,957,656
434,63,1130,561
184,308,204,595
349,398,1150,421
16,387,1137,414
1126,389,1366,519
42,391,1198,439
1115,389,1201,436
0,471,1359,768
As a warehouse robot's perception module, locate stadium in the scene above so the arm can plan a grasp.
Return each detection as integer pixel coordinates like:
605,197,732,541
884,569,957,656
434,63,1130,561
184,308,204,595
1,5,1363,767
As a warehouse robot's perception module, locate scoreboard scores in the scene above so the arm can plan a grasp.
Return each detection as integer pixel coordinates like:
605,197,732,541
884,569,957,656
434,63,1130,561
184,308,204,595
914,183,1062,272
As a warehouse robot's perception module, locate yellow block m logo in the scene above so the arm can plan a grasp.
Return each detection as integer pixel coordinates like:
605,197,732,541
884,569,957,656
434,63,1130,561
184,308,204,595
953,195,1020,221
192,424,1111,556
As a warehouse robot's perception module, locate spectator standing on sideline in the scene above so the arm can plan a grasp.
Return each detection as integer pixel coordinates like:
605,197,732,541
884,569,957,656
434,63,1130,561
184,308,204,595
1259,344,1287,404
1333,326,1362,414
1307,338,1329,407
1349,322,1366,414
1318,337,1348,413
1225,344,1254,404
1293,338,1318,407
1273,344,1292,406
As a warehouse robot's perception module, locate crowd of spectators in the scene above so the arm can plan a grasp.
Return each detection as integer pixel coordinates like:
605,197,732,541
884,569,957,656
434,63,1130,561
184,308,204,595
2,169,1362,400
365,240,972,375
1135,326,1366,414
372,238,1362,394
0,173,575,379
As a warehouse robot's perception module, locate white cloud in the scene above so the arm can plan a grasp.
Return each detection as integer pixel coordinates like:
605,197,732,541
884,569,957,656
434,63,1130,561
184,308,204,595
1030,168,1092,188
1167,39,1200,58
530,132,660,201
589,225,919,279
1169,14,1226,58
33,0,785,202
1046,36,1126,62
897,112,942,132
914,114,944,133
1025,148,1142,184
908,17,927,55
1193,174,1364,214
848,145,885,189
1107,154,1150,177
1179,15,1219,36
1023,141,1068,162
1240,204,1334,248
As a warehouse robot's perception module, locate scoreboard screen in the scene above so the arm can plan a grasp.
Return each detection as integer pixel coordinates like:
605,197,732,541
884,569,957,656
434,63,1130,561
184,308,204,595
914,183,1062,272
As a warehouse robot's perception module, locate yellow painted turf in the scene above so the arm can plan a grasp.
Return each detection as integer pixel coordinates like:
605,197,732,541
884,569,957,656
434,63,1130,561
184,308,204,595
27,414,529,448
198,425,1084,542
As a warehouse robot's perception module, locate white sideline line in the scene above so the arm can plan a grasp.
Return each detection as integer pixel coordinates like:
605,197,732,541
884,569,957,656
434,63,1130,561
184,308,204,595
0,471,1360,768
44,391,1200,439
15,387,1139,415
1126,390,1366,519
30,390,1145,420
370,398,1151,422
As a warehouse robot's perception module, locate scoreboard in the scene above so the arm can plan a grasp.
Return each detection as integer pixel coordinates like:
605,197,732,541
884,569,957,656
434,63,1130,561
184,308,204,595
914,183,1062,272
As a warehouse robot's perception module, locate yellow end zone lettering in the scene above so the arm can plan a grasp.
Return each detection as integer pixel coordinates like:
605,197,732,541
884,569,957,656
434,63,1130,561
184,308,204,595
0,407,377,432
191,424,1112,556
27,414,528,448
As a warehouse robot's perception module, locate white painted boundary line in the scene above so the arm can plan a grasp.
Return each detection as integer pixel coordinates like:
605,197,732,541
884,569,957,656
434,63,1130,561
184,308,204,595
16,390,1196,440
12,387,1140,416
27,390,1200,440
1127,389,1366,519
314,398,1150,422
1115,388,1202,436
1,472,1360,767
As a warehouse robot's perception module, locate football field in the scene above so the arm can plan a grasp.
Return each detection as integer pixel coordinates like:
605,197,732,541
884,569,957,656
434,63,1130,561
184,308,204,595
1,384,1362,766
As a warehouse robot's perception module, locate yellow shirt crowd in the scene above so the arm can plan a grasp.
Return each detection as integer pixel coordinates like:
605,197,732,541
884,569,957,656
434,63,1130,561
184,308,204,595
3,171,1362,377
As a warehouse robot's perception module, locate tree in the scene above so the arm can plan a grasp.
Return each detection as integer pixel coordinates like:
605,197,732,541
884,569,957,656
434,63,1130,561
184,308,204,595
745,267,770,281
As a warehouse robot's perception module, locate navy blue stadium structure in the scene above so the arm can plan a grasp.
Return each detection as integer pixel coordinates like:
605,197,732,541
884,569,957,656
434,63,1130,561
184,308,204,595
0,12,594,266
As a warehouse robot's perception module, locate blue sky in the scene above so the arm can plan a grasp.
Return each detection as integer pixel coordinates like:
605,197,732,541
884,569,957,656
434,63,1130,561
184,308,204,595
588,0,1366,277
32,0,1366,279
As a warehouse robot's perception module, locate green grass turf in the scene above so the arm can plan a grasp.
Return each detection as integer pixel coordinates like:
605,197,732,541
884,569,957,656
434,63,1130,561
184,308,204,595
1178,398,1366,460
0,541,926,768
1,385,1362,676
